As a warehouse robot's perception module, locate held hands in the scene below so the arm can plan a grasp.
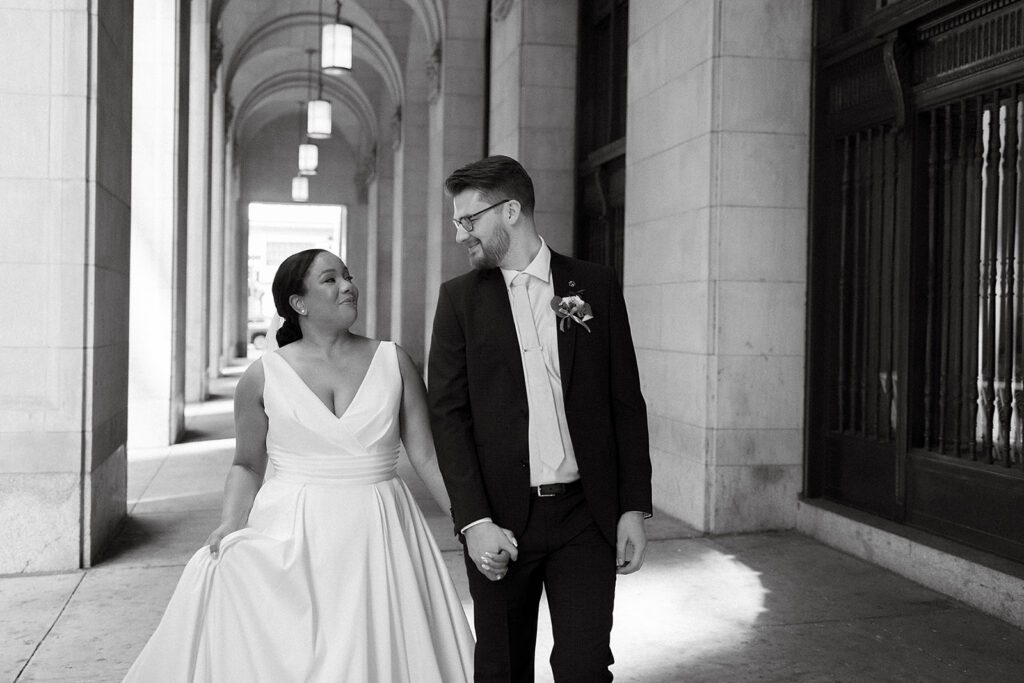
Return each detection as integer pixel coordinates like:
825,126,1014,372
464,522,519,581
616,511,648,575
206,523,242,559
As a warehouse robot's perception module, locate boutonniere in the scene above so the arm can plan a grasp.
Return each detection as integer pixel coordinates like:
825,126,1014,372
550,289,594,333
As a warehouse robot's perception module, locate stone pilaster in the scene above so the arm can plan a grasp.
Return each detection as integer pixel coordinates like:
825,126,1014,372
0,0,134,571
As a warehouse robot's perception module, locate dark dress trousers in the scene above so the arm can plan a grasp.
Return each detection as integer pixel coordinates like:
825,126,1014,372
428,249,652,682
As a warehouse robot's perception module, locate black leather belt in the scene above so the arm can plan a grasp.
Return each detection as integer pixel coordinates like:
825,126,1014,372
531,480,582,498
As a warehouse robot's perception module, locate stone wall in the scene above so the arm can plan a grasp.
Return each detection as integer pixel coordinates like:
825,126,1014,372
488,0,576,254
0,1,134,571
625,0,811,532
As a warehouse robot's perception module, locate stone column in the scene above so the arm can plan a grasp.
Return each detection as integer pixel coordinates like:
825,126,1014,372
185,0,210,399
488,0,577,253
221,137,239,361
364,173,380,339
390,128,405,346
207,61,225,379
423,0,488,362
0,1,133,571
625,0,811,532
234,192,248,357
128,0,188,448
390,24,433,366
376,152,394,338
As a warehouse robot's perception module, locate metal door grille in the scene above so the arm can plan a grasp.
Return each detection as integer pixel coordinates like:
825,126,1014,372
836,126,901,442
918,85,1024,468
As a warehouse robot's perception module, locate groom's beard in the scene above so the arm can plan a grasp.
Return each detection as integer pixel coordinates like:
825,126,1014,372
468,224,511,270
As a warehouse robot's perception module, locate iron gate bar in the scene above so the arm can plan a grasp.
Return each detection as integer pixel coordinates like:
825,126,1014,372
839,136,851,432
1003,85,1022,467
868,126,881,439
997,88,1017,466
882,128,898,438
1013,86,1024,470
851,131,864,432
940,104,955,454
949,100,967,458
983,88,1003,465
925,108,939,448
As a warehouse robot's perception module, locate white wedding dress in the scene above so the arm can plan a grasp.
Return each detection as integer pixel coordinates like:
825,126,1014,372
124,342,474,682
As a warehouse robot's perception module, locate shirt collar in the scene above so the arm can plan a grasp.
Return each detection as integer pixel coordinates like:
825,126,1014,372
501,238,551,288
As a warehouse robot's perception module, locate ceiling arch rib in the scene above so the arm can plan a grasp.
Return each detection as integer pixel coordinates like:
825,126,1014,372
400,0,443,48
225,9,403,108
234,69,378,155
219,0,444,51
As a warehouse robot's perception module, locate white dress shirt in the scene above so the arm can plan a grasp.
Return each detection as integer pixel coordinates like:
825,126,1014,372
499,240,580,486
460,239,580,534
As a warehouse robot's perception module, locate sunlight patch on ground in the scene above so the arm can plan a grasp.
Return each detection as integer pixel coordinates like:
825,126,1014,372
612,546,767,664
128,437,236,462
184,398,234,418
452,543,766,683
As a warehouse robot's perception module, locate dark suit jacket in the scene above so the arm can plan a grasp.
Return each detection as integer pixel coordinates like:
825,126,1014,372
427,249,652,546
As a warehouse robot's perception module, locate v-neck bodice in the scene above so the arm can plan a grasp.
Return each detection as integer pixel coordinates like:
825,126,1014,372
262,342,402,486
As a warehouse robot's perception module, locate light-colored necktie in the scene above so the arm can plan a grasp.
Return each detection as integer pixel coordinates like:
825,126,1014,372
509,273,566,473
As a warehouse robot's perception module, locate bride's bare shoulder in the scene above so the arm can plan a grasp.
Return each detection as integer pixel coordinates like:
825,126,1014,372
235,358,267,405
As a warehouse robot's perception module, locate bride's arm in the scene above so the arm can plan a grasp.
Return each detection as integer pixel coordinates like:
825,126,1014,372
207,360,269,557
396,344,453,516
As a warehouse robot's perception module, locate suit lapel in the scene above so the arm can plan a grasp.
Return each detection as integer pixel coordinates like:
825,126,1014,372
549,251,577,398
476,268,527,398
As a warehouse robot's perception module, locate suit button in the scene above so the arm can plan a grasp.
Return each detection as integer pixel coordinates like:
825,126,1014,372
520,408,527,417
519,460,528,469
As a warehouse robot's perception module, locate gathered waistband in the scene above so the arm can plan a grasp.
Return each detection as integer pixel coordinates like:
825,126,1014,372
270,468,399,487
266,448,400,487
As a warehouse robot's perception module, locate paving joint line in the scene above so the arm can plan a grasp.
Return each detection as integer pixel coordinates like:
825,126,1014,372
128,453,172,516
13,571,88,682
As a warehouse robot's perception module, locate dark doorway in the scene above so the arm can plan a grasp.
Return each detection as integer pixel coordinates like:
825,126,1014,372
807,0,1024,562
576,0,628,282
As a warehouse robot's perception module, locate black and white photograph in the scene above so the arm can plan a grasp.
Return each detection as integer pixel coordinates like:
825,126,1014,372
2,0,1024,681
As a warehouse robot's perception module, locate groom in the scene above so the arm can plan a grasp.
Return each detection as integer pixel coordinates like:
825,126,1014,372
428,155,652,682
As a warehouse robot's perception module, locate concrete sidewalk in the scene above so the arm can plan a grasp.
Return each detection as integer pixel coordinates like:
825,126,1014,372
4,370,1024,682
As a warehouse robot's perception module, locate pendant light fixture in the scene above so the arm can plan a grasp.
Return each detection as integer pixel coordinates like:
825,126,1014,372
321,0,353,74
291,175,309,202
298,142,318,175
306,48,331,139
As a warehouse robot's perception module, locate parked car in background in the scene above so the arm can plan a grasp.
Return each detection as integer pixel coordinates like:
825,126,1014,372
247,317,269,349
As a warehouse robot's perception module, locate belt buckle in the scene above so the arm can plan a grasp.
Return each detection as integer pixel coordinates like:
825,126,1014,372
535,484,559,497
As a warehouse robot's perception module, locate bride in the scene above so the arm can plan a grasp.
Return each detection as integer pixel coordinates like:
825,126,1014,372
125,249,502,682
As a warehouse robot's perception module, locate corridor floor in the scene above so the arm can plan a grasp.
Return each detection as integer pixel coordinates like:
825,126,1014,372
5,365,1024,682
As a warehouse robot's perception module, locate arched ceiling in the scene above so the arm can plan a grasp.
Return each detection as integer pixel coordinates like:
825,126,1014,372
218,0,442,152
215,0,444,196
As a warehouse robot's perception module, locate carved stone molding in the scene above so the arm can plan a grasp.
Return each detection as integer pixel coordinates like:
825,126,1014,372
426,43,442,103
492,0,515,22
390,107,402,150
355,152,377,205
826,46,889,115
914,0,1024,86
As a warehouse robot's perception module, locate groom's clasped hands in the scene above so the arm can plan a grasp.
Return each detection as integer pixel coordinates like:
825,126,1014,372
464,521,518,581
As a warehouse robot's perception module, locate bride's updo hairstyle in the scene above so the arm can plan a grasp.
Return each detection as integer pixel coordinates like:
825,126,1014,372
272,248,328,347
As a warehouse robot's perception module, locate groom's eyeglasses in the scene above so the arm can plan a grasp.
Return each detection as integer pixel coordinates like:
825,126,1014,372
452,199,511,233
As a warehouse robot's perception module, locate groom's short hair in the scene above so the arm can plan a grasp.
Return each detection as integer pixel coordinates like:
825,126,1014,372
444,155,535,217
